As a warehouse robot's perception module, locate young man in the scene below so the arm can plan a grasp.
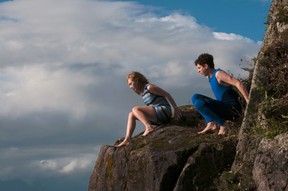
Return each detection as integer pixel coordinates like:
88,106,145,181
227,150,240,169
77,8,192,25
192,53,249,135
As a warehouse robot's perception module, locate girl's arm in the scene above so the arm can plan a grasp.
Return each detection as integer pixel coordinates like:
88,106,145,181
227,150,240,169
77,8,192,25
147,84,182,118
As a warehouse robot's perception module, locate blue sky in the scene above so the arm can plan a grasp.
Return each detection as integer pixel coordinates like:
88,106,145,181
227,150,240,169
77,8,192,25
121,0,270,41
0,0,271,190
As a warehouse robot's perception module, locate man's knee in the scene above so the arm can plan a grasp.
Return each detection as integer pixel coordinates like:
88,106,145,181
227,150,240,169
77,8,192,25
192,94,203,107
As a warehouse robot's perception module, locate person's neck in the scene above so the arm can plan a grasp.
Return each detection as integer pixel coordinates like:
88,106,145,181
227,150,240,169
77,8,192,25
207,68,215,78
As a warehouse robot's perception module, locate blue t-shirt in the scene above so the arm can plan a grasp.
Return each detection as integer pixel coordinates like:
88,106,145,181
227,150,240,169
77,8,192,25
209,68,232,101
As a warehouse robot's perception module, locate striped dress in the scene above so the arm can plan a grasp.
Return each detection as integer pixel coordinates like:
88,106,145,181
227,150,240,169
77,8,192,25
141,84,172,124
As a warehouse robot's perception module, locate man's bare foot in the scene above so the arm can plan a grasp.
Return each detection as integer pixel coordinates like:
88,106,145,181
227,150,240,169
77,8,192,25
218,126,226,135
142,128,154,137
115,140,130,147
197,121,218,135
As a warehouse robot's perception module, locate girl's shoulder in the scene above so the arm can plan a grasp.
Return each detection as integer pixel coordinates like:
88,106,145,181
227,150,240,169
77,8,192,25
146,83,156,89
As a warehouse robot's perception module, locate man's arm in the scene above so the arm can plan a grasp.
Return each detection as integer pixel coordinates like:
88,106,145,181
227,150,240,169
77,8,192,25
216,71,249,103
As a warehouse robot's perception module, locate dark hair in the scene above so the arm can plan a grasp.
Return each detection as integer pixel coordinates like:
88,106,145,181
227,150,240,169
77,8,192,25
194,53,214,69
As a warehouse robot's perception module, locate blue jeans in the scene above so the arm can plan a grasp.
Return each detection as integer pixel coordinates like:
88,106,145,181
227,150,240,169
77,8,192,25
192,90,242,126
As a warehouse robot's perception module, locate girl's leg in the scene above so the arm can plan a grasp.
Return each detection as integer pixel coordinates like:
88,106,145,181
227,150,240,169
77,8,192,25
132,105,157,136
116,105,157,147
115,111,137,147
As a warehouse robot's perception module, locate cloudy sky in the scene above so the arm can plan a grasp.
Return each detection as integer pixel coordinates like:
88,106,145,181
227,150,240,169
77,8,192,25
0,0,271,190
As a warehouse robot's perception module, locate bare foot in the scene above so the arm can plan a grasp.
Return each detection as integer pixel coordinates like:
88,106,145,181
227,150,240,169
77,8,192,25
142,128,154,137
218,126,226,135
197,121,218,135
115,140,130,147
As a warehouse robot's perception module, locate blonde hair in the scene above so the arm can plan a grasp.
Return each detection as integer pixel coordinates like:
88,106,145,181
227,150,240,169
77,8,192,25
126,71,149,91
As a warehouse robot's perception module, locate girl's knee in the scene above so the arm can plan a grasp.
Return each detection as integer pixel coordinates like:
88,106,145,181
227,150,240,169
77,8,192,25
128,111,134,118
132,106,140,113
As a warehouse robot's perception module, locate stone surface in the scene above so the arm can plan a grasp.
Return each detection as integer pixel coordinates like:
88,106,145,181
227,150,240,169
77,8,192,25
253,133,288,191
89,106,239,191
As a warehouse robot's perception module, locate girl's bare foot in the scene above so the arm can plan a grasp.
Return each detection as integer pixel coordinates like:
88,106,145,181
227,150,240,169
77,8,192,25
142,128,154,136
197,121,218,135
115,140,130,147
218,126,226,135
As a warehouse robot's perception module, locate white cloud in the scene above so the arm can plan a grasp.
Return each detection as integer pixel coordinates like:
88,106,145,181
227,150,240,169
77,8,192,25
38,157,93,174
0,0,262,189
0,65,99,118
213,32,252,41
0,145,99,181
